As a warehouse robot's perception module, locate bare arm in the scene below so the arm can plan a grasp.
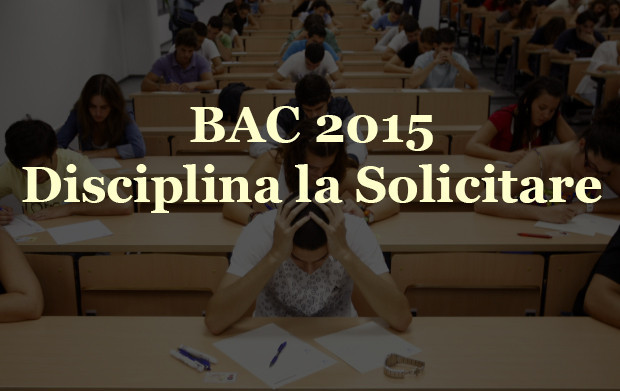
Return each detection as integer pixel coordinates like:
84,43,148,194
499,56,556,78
266,71,295,89
141,72,180,92
555,115,577,143
343,168,400,223
550,48,576,61
328,71,347,89
381,47,397,61
211,56,226,75
584,274,620,329
451,57,478,89
407,59,437,88
215,35,233,61
384,55,410,74
465,120,529,163
0,229,43,322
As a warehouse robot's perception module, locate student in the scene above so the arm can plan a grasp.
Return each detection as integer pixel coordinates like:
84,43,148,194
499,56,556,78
210,188,409,335
364,0,387,28
57,74,146,160
141,28,216,92
576,226,620,329
506,0,537,29
370,3,403,31
576,40,620,105
526,16,566,73
251,74,367,164
227,119,394,225
408,28,479,89
169,21,226,74
474,120,620,223
281,25,340,63
0,120,133,224
168,0,204,42
465,77,576,163
297,0,337,30
384,27,435,73
483,0,508,11
233,3,260,35
583,0,607,18
282,14,341,59
550,10,605,61
266,43,345,89
598,0,620,28
380,15,421,61
220,17,243,51
0,229,43,323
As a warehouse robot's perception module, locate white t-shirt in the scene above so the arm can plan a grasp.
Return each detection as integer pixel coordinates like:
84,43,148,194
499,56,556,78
227,210,388,317
374,26,399,52
388,30,409,52
576,41,619,103
277,50,339,82
413,50,471,88
548,0,585,12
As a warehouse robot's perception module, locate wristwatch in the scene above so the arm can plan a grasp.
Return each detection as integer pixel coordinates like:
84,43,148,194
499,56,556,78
383,353,425,378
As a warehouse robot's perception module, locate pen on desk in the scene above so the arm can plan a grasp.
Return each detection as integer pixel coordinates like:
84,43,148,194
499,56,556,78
265,202,275,211
177,347,211,370
518,232,552,239
269,341,287,368
170,349,205,372
179,344,218,364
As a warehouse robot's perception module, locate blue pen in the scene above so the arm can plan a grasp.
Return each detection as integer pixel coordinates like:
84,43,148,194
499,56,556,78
178,347,211,370
265,202,275,211
269,341,287,368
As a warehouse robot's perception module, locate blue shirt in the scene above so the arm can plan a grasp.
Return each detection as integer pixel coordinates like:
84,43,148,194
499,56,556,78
57,110,146,159
149,51,211,84
281,40,340,62
372,14,399,31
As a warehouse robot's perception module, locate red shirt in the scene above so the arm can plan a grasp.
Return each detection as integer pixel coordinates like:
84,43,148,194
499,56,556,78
489,104,543,151
483,0,506,11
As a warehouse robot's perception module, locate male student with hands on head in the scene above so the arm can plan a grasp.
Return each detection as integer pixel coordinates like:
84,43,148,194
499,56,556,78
205,191,412,335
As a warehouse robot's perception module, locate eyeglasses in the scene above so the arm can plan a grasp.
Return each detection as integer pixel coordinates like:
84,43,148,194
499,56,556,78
584,145,612,178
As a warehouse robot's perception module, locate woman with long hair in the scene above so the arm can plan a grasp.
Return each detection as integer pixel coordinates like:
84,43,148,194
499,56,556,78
222,118,399,225
57,74,146,159
466,76,576,164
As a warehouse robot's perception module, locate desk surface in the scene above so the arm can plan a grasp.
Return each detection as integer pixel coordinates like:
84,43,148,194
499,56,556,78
1,316,619,391
18,212,615,253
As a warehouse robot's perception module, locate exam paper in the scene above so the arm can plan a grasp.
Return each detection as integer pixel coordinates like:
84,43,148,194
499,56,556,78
314,321,421,373
89,158,121,170
47,220,113,244
332,88,360,93
3,215,45,239
213,323,336,389
535,214,620,236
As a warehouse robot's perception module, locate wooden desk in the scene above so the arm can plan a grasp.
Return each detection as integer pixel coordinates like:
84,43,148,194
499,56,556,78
18,212,616,253
417,88,492,125
243,35,377,52
2,316,619,390
213,72,411,89
223,60,385,73
231,50,381,61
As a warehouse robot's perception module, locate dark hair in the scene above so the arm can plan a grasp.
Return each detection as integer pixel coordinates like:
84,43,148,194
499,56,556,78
295,74,331,106
576,10,599,25
303,13,326,30
602,0,620,27
307,24,327,39
420,27,437,43
5,120,57,169
435,27,456,44
238,3,251,11
593,96,620,125
175,28,198,48
589,0,607,14
191,21,208,37
222,17,234,29
305,42,325,63
222,3,238,16
513,0,534,29
207,16,223,30
277,118,350,196
74,74,130,149
539,17,567,44
510,76,564,151
401,15,420,33
580,120,620,164
391,3,403,14
283,189,329,250
311,0,329,11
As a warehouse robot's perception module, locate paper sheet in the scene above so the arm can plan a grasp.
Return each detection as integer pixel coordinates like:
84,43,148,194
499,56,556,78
401,88,428,93
264,89,295,94
314,321,421,373
89,158,121,170
47,220,113,244
574,214,620,236
535,218,597,236
431,88,462,92
213,323,336,389
3,215,45,239
332,88,360,93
